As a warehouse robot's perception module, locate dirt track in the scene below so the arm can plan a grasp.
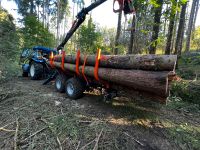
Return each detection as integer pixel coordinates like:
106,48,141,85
0,77,199,150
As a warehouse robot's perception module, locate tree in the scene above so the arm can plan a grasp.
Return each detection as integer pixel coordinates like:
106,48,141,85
174,1,187,56
149,0,163,54
185,0,197,51
0,7,20,58
192,0,199,37
56,0,69,45
165,0,177,54
114,10,122,55
192,26,200,50
128,14,136,54
22,15,55,48
0,8,21,78
77,17,103,54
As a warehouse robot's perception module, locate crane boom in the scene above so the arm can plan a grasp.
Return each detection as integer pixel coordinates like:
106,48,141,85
57,0,108,51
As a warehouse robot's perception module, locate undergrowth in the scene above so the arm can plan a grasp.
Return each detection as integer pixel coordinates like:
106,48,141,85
0,56,20,83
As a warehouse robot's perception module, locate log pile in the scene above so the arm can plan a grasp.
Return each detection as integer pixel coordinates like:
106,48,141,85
49,54,177,102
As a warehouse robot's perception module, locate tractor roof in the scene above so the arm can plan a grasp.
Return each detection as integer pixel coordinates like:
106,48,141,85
33,46,57,53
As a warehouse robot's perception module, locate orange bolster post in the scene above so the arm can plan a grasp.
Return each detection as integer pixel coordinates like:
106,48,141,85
82,55,89,84
61,50,65,70
50,51,55,68
94,49,101,81
76,50,81,75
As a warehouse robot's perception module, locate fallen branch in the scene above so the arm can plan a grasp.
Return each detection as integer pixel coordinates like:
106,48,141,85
77,120,93,124
1,93,8,101
0,128,15,132
14,118,19,150
56,136,63,150
123,132,144,146
79,129,103,150
21,127,47,143
76,141,81,150
93,129,103,150
79,139,95,150
40,118,63,150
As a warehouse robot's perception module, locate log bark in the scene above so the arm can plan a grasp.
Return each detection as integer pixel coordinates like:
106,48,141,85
54,54,177,71
48,62,174,98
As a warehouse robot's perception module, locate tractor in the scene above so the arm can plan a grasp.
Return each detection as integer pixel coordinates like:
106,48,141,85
20,46,57,80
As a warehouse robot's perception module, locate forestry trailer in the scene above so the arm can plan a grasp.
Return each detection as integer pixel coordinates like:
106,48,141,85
44,0,177,104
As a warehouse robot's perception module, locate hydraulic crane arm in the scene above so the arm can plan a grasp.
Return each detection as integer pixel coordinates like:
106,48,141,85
57,0,108,51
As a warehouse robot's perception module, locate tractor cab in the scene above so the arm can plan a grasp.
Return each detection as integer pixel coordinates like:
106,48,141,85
20,46,57,79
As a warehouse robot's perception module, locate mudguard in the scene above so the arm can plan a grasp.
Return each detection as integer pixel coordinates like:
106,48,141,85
22,64,30,73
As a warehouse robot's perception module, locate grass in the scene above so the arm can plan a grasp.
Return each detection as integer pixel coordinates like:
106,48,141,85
164,121,200,150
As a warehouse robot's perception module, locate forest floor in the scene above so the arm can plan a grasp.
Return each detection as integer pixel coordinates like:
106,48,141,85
0,77,200,150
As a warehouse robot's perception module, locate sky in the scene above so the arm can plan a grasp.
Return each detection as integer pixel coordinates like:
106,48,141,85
1,0,200,28
1,0,119,28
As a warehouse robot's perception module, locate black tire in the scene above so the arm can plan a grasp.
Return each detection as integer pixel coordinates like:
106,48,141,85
55,74,68,93
65,77,85,99
22,72,28,77
29,62,43,80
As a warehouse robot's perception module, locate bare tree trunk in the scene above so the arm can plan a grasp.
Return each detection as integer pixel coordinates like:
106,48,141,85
42,0,45,27
165,0,177,54
56,0,60,45
46,0,49,30
149,0,163,54
185,0,197,52
30,0,34,15
37,4,40,20
114,11,122,55
128,14,136,54
163,4,169,36
174,2,187,57
171,11,179,52
192,0,199,39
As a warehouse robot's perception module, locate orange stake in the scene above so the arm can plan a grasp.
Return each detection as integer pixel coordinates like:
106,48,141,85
50,51,55,68
82,55,89,84
61,50,65,70
76,50,81,75
94,49,101,81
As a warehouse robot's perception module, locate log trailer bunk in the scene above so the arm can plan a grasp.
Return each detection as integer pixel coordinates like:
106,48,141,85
44,0,177,104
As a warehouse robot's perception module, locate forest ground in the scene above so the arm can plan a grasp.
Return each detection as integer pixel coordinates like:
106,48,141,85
0,76,199,150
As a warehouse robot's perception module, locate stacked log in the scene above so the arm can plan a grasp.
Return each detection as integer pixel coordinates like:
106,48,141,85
49,54,177,101
54,54,177,71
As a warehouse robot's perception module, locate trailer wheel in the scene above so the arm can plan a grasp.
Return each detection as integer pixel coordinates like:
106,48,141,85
65,77,85,99
30,62,43,80
55,74,68,93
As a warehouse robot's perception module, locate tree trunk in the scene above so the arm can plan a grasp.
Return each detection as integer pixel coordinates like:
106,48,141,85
171,11,179,52
50,62,175,98
185,0,197,52
149,0,163,54
128,14,136,54
192,0,199,38
54,54,177,71
57,0,60,45
42,0,45,27
46,0,49,30
114,11,122,55
165,0,177,55
30,0,34,15
174,2,187,56
163,4,169,36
